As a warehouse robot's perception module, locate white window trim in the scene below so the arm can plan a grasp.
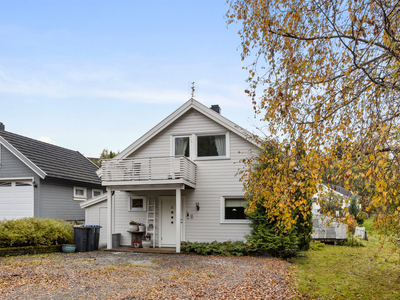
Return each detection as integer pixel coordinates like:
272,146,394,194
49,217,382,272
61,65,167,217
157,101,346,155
128,196,147,212
220,196,250,224
92,189,103,198
74,186,87,201
195,132,230,161
170,135,192,159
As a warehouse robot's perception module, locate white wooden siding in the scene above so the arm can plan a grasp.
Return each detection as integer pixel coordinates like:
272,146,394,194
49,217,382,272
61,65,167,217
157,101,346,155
130,108,255,242
86,107,258,245
85,200,108,247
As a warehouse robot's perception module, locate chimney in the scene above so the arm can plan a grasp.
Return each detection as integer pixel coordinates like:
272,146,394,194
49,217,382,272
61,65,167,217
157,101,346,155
0,123,4,131
210,105,221,114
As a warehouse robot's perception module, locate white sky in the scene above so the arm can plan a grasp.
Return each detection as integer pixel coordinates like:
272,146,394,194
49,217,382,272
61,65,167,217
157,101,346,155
0,1,264,157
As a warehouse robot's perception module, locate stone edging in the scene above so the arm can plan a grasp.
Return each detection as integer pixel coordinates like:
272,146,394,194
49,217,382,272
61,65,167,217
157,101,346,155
0,245,62,257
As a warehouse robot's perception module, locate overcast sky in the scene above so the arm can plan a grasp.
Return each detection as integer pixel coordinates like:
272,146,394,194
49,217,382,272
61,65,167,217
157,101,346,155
0,1,262,157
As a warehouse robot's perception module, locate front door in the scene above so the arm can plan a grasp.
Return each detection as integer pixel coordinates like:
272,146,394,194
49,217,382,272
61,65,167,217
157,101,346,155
160,196,176,246
160,196,185,247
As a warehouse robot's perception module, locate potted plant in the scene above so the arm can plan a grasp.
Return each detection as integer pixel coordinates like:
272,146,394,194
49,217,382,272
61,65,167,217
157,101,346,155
142,235,151,248
129,221,138,231
138,222,146,232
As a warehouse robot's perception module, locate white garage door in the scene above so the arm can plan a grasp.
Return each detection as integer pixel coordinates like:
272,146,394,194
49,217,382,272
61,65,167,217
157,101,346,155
0,180,34,220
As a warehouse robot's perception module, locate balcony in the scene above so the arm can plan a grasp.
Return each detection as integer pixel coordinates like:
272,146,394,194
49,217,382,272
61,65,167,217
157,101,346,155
101,156,197,188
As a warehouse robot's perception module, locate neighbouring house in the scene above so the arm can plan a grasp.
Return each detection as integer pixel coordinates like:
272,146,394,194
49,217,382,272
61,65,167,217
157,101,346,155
81,99,258,252
312,183,360,216
311,184,360,241
0,123,104,221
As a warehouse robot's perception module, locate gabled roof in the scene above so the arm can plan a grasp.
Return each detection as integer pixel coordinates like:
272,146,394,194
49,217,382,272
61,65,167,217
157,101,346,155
326,183,359,198
316,183,359,199
116,98,256,160
0,130,101,184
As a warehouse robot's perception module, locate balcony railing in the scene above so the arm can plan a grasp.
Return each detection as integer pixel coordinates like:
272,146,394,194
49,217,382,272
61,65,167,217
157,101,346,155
101,156,197,186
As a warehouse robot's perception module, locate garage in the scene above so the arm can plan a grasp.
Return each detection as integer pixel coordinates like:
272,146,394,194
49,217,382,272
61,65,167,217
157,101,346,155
0,180,34,220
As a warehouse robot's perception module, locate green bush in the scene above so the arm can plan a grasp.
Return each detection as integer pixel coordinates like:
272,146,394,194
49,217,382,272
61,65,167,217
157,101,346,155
342,233,365,247
0,217,74,247
245,203,312,259
310,240,326,251
181,240,255,256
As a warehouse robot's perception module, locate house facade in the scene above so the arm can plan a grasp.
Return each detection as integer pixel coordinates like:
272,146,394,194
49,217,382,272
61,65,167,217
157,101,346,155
0,124,104,221
312,183,360,216
81,99,257,252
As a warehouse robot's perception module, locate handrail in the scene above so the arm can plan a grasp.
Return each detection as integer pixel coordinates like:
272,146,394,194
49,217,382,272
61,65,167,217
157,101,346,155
101,156,197,185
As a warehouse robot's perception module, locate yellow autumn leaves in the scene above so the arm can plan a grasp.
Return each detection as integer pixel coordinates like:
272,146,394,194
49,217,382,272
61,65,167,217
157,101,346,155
229,0,400,244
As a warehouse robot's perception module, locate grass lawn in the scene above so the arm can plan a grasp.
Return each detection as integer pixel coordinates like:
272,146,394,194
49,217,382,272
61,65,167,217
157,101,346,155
290,219,400,299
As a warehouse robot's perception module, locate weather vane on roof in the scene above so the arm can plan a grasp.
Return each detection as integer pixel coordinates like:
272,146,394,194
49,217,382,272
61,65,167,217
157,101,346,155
191,82,195,98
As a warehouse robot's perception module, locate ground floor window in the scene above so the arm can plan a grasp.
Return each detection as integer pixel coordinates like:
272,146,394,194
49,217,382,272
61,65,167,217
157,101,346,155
129,196,147,212
220,196,249,223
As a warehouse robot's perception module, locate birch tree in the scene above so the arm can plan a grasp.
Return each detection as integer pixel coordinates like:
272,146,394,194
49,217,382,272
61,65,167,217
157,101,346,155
228,0,400,243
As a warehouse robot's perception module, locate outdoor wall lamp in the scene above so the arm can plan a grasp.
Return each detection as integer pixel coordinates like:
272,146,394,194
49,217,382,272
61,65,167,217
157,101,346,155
196,202,200,211
32,181,37,188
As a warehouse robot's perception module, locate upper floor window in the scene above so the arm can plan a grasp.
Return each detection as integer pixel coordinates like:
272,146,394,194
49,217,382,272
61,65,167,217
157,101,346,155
174,137,190,157
92,189,103,198
197,134,226,157
74,187,87,201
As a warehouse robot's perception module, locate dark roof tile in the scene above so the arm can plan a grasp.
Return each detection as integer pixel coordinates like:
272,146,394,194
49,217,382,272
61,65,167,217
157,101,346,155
0,130,100,184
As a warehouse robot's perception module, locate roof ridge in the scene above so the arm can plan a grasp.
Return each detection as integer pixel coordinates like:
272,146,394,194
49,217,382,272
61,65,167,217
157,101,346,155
0,130,80,154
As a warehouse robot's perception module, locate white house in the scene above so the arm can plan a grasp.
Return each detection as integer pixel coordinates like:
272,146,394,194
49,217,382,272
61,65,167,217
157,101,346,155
81,99,258,253
312,183,360,216
311,184,361,240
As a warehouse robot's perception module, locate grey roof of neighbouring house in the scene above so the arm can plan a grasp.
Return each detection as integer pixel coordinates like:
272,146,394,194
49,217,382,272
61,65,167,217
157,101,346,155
0,130,101,184
326,183,359,198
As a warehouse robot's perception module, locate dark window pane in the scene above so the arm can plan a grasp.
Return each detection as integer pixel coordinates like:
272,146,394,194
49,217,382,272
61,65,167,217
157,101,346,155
197,135,225,157
16,182,32,187
0,182,11,187
131,198,144,208
225,198,246,219
225,207,246,219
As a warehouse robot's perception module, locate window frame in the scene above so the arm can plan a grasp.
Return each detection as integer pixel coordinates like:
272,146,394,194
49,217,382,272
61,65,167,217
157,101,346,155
220,196,250,224
171,135,191,158
195,132,230,160
92,189,103,198
128,196,147,212
73,186,87,201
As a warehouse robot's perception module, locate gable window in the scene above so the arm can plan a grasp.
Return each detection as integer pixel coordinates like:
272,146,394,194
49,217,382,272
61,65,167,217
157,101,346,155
74,187,87,201
220,196,249,224
92,189,103,198
174,136,190,157
196,133,229,159
129,196,147,212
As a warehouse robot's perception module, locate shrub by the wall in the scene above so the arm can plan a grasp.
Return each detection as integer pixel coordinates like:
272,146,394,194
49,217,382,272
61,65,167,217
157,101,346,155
181,241,255,256
0,217,74,247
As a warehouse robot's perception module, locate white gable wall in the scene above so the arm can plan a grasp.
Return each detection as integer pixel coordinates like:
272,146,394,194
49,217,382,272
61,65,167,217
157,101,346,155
126,108,255,243
86,107,258,247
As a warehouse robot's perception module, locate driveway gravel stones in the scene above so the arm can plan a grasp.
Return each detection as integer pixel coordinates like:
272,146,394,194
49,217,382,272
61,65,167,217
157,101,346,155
0,251,294,299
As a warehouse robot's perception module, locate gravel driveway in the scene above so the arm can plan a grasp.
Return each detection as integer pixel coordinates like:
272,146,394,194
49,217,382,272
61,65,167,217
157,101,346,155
0,251,294,299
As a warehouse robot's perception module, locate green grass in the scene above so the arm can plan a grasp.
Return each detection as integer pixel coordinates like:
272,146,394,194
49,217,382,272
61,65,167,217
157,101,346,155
290,220,400,299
